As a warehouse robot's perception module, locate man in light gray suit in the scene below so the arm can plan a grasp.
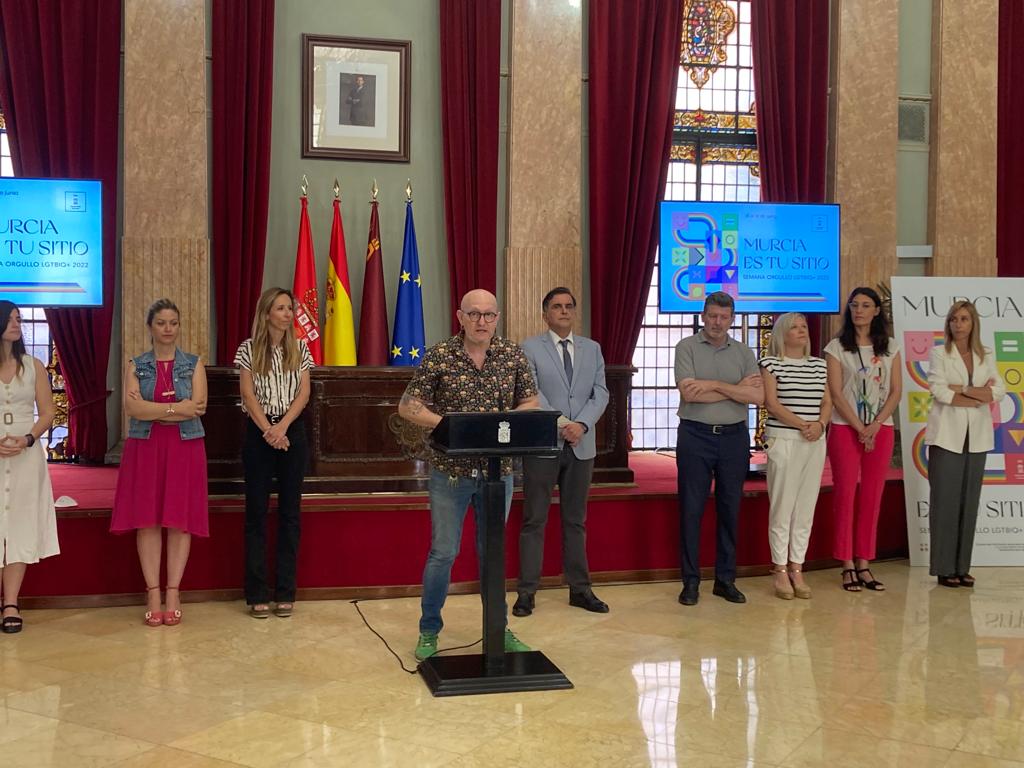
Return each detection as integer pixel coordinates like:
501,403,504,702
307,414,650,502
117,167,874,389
514,287,610,616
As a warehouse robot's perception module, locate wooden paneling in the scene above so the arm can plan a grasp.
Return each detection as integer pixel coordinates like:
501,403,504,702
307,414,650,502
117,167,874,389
204,365,635,494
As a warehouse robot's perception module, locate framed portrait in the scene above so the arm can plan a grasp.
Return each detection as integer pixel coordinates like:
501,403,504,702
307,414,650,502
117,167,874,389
302,35,411,162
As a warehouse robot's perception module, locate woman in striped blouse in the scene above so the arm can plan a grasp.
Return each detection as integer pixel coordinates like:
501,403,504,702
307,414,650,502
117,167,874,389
760,313,831,599
234,288,313,619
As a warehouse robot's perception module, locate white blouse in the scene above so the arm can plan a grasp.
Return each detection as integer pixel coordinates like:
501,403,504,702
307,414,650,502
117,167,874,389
234,339,313,417
824,337,900,426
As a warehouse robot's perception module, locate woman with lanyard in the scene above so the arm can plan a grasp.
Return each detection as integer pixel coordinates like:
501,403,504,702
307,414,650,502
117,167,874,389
235,288,313,618
926,300,1004,588
112,299,208,626
825,287,902,592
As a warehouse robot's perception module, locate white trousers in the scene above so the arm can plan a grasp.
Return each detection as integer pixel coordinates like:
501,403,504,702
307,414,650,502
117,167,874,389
766,432,826,565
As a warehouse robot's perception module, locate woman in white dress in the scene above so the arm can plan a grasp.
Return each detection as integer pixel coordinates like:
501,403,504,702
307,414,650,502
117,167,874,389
0,301,59,633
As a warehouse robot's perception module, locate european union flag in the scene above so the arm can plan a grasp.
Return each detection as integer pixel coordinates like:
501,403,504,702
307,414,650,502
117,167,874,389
390,200,425,366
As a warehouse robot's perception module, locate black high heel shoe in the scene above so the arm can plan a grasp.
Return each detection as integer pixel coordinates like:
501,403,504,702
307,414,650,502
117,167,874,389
1,604,23,633
855,568,885,591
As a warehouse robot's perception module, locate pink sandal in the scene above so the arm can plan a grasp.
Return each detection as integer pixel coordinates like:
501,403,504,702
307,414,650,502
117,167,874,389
163,586,182,626
144,586,163,627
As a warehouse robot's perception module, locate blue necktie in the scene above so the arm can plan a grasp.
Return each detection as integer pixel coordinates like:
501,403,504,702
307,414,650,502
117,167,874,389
560,339,573,384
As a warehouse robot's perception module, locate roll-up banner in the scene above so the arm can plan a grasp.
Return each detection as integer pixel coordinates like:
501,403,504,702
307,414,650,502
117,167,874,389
891,276,1024,566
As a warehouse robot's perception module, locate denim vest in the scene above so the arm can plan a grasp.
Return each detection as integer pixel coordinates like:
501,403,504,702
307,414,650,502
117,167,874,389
126,348,205,441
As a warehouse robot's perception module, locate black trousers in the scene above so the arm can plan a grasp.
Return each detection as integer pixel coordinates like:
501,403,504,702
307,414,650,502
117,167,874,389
242,418,307,604
928,437,986,577
676,420,750,584
518,445,595,594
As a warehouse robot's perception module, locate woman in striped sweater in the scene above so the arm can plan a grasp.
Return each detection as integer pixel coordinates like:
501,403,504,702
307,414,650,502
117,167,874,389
760,313,831,599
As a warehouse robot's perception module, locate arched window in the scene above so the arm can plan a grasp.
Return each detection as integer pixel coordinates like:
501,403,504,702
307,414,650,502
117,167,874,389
630,0,768,450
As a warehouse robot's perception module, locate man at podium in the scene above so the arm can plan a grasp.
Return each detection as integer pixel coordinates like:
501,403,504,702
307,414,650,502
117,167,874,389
398,289,540,661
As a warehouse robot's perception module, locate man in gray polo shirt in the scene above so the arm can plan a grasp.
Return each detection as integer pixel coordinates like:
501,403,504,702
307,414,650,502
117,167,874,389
674,291,763,606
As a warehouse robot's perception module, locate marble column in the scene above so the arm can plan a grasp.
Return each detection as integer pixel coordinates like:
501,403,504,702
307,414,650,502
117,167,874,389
830,0,900,300
928,0,998,276
122,0,210,412
504,0,583,342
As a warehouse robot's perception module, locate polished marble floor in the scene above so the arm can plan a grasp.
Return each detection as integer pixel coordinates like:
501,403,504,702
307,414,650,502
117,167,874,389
2,561,1023,767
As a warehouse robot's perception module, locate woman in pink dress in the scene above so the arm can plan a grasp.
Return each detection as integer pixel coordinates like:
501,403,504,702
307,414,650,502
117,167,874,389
111,299,208,626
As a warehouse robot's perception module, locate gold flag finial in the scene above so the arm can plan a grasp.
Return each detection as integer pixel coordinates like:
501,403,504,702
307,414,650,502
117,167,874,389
333,178,340,200
405,179,413,202
301,174,309,197
371,179,379,201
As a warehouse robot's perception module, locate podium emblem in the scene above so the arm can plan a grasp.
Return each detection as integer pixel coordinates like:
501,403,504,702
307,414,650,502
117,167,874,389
497,421,511,444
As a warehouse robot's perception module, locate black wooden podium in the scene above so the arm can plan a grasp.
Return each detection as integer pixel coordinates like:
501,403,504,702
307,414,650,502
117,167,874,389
417,410,574,697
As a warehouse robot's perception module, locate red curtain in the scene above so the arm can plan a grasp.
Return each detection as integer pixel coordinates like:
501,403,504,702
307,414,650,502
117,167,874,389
750,0,830,203
998,0,1024,276
212,0,275,362
439,0,501,333
750,0,830,352
588,0,683,365
0,0,120,462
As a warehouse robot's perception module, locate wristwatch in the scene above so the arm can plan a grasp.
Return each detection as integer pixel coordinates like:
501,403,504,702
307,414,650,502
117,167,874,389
24,433,35,447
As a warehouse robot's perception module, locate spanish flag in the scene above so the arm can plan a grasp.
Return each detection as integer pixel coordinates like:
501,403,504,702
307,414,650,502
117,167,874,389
323,197,357,365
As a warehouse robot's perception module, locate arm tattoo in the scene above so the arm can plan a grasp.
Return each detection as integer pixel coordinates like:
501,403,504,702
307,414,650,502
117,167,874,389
400,393,426,415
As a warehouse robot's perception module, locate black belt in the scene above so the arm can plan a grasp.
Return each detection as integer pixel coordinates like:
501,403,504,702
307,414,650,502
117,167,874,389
683,420,746,435
266,414,285,425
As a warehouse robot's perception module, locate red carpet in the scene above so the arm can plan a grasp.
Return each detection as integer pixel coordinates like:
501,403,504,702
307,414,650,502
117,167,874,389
30,453,907,603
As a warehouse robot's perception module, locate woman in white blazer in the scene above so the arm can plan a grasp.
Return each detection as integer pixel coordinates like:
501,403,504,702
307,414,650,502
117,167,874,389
926,300,1006,588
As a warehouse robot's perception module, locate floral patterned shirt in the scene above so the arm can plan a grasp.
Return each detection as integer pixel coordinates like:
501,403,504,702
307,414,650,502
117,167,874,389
403,333,538,478
824,337,900,426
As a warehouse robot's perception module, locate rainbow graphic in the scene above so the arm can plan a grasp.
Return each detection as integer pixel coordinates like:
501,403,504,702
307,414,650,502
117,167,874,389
912,392,1024,484
902,330,946,389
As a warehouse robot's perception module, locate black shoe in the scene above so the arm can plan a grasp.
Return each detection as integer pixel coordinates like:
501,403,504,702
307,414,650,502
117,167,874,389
512,592,535,617
712,581,747,603
1,603,22,634
569,589,610,613
678,582,699,606
937,575,961,588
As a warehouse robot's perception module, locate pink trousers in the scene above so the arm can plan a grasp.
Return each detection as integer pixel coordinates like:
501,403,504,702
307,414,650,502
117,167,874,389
827,424,894,561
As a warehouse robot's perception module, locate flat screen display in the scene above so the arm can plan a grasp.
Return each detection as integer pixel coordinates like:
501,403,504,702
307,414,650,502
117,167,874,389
658,201,840,314
0,177,103,307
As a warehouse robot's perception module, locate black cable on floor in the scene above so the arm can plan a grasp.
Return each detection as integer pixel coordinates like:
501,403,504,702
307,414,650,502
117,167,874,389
350,599,482,675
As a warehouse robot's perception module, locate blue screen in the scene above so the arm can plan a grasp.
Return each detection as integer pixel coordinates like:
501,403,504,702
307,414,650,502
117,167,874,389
659,201,840,314
0,178,103,307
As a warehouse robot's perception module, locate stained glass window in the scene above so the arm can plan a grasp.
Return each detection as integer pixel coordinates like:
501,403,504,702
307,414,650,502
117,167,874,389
0,110,72,461
630,0,767,451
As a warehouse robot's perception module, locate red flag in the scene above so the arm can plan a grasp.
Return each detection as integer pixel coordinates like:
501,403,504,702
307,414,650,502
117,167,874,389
292,196,322,364
358,200,389,365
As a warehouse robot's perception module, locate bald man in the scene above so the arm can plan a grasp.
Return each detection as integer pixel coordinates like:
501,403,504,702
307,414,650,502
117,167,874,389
399,289,540,661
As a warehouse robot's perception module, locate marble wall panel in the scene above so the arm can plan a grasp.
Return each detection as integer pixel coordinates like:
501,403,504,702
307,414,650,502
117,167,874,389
504,245,582,342
506,0,583,329
121,0,210,438
120,237,211,363
928,0,998,276
832,0,900,298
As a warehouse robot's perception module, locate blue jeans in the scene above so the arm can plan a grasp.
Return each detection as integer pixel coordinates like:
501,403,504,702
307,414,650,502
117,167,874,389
419,469,513,634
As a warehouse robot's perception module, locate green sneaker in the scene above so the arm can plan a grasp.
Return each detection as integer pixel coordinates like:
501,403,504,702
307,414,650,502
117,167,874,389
504,629,531,653
414,632,438,661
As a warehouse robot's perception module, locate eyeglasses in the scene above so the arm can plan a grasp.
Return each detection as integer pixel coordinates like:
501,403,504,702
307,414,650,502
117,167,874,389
462,310,498,324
